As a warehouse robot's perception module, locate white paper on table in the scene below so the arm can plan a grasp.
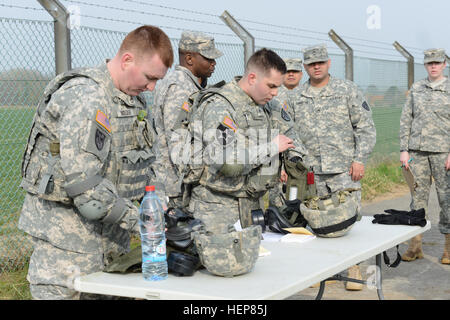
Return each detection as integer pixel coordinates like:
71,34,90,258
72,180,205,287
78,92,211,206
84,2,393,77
261,231,284,242
280,233,316,243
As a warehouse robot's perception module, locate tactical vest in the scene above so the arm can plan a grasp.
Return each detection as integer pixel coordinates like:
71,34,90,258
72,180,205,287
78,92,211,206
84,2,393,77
20,67,154,204
193,83,279,199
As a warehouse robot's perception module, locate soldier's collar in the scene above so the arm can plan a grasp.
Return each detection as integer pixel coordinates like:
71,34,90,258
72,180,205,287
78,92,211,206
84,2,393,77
302,75,334,97
176,65,204,90
231,77,258,107
425,76,448,90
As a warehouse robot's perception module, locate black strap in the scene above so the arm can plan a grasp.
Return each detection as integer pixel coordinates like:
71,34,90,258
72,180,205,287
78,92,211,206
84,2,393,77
310,215,357,235
382,245,401,268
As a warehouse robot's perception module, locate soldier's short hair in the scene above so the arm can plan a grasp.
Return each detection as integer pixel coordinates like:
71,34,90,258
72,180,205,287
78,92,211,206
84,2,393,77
119,25,174,68
245,48,287,76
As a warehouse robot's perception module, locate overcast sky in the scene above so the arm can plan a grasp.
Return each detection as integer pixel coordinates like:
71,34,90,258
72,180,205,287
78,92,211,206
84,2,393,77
1,0,449,62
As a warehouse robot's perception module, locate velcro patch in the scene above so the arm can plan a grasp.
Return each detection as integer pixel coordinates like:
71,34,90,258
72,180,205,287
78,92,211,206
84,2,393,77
282,101,289,111
95,110,111,133
281,108,291,121
362,101,370,111
216,123,235,146
181,101,190,112
222,116,238,132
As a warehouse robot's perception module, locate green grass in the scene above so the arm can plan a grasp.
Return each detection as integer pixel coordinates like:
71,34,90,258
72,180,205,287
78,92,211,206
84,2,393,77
361,159,406,201
0,266,31,300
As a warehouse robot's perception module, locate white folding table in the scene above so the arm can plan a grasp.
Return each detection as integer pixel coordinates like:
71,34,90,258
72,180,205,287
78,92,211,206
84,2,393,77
73,216,430,300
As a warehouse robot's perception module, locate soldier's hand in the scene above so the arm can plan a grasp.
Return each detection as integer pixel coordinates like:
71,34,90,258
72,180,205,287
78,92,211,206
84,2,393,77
349,161,365,182
446,153,450,171
400,151,410,169
273,134,294,153
280,170,288,183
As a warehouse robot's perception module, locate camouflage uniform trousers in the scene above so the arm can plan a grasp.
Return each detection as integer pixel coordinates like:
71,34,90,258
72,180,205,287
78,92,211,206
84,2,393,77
27,237,105,300
268,182,285,208
314,172,362,218
409,150,449,234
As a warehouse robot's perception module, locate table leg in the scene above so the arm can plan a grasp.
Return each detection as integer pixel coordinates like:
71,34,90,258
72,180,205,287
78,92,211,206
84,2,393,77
315,281,326,300
314,255,385,300
375,254,385,300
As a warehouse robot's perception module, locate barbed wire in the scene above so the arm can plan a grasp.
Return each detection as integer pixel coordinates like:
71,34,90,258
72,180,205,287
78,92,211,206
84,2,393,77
75,13,237,39
64,0,225,27
0,1,434,58
0,3,44,12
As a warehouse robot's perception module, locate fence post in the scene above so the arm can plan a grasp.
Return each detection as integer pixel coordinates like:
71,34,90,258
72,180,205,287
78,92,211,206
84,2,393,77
393,41,414,89
37,0,71,74
220,10,254,69
328,29,353,81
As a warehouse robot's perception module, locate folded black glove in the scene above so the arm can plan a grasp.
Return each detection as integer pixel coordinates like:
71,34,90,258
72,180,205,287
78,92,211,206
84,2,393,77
372,208,426,227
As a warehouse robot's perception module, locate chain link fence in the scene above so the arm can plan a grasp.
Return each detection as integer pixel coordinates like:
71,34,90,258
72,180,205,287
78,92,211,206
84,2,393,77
0,17,448,272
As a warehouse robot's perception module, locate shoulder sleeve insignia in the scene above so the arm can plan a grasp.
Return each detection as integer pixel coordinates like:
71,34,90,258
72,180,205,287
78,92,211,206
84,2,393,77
362,101,371,111
282,101,289,111
95,109,111,133
281,108,291,121
222,116,238,132
181,101,191,112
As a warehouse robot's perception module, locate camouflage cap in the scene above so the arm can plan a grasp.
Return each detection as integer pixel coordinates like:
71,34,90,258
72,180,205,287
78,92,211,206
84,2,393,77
302,44,329,64
423,48,446,64
179,31,223,60
284,58,303,71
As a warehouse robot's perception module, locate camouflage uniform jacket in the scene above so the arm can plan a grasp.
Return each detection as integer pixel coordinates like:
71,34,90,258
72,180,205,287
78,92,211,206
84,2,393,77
152,65,203,197
192,78,306,200
292,76,376,174
19,62,155,255
272,85,303,121
400,77,450,153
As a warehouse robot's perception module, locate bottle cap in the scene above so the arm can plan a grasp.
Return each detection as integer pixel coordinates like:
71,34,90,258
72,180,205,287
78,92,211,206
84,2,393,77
146,185,155,192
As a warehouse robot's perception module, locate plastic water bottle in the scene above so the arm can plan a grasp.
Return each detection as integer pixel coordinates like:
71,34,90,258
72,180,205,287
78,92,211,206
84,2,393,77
139,185,168,281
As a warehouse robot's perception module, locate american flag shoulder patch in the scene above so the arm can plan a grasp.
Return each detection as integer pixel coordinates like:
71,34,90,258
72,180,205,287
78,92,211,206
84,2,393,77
95,109,111,133
181,101,190,112
222,116,237,132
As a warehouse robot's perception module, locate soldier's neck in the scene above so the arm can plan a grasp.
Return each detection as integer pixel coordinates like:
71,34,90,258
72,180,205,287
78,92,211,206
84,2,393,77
310,74,330,88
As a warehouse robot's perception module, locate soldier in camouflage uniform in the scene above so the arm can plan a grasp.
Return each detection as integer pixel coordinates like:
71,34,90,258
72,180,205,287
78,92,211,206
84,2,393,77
399,48,449,265
293,45,376,290
187,48,307,234
276,58,303,108
18,26,174,299
152,31,223,208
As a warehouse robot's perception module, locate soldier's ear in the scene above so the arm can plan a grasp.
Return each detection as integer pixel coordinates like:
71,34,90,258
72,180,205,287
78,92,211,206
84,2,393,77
185,52,195,67
120,52,134,70
247,72,257,86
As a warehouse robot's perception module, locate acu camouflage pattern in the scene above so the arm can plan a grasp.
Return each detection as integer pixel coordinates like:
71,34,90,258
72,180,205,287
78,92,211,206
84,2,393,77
19,62,156,298
400,75,449,235
302,44,329,65
152,65,204,200
292,76,376,174
407,151,449,234
178,31,223,60
300,190,358,237
284,58,303,71
193,225,262,277
188,78,306,232
399,77,450,153
423,48,446,64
